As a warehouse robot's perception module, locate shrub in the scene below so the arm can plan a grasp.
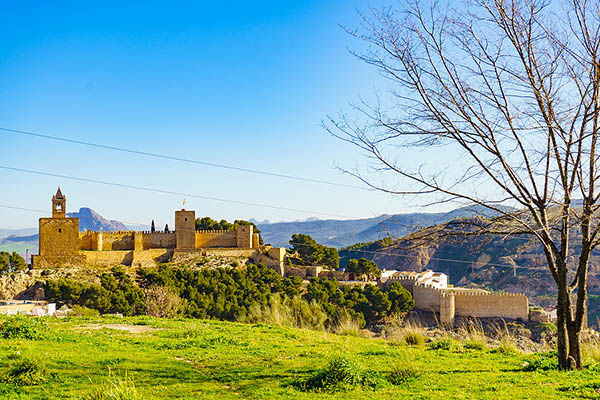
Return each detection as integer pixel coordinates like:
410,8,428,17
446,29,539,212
297,356,385,392
85,369,144,400
0,316,48,340
404,331,426,346
388,366,421,385
144,285,181,319
522,352,558,372
1,356,49,385
428,337,454,351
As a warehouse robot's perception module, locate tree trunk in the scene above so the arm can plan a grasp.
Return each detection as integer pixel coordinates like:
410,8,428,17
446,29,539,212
567,323,582,369
556,284,570,369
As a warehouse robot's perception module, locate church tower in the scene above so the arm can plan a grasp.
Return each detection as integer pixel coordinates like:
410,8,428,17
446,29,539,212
52,187,66,218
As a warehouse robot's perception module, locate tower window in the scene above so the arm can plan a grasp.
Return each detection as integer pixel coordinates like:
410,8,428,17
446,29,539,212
185,218,187,221
58,228,62,233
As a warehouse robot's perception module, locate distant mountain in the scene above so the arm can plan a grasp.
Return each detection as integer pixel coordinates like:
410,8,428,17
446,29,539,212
258,205,516,248
67,207,128,232
0,207,129,256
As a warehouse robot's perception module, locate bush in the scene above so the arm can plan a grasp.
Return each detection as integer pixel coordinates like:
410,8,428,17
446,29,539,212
297,357,385,392
1,356,49,385
522,352,558,372
388,366,420,385
0,316,48,340
144,285,181,318
428,337,454,351
404,332,426,346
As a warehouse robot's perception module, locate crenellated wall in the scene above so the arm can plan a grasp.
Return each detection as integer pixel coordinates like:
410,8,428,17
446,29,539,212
412,282,443,312
454,290,528,320
195,230,238,248
142,231,176,249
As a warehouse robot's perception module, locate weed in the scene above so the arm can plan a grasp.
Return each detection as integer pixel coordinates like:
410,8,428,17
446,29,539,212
428,337,454,351
458,321,488,351
84,369,145,400
296,356,385,392
522,352,558,372
333,314,362,336
1,356,50,385
0,316,49,340
388,366,421,385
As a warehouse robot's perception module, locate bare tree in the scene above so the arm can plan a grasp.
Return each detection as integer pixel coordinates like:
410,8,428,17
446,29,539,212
327,0,600,369
145,285,182,319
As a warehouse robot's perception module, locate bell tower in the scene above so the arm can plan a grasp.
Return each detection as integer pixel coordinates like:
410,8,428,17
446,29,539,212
52,187,66,218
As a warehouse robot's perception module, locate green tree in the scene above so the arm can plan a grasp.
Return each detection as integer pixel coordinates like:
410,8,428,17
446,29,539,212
386,282,414,314
346,258,381,280
289,234,339,270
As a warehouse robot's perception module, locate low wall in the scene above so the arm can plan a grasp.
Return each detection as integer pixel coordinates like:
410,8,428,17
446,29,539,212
195,231,237,248
454,290,529,320
83,250,133,266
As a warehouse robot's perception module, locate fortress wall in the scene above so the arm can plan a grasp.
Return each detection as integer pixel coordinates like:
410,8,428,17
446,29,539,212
454,291,529,320
412,282,443,312
78,231,97,250
252,233,260,249
142,232,176,249
82,250,133,266
195,231,237,248
100,231,135,251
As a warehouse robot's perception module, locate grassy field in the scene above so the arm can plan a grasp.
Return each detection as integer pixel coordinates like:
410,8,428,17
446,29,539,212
0,316,598,399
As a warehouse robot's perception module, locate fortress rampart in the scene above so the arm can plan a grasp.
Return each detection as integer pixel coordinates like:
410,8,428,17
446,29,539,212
33,189,265,269
390,273,529,324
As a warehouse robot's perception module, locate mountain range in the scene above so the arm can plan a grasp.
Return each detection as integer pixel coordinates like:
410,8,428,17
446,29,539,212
257,205,514,248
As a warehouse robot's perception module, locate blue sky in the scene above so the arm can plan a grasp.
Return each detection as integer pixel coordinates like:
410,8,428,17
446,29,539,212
0,0,435,230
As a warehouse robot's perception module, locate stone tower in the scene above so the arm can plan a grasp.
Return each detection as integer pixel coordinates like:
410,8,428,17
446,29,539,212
52,187,66,218
34,187,81,268
175,209,195,249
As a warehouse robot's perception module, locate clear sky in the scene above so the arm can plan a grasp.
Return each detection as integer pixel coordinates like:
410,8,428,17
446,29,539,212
0,0,435,230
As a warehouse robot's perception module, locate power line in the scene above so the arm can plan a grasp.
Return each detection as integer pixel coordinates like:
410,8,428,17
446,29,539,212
333,245,541,271
1,203,540,272
0,126,368,190
0,165,357,219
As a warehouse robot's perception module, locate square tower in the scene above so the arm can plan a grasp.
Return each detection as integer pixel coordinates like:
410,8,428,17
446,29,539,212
175,209,196,249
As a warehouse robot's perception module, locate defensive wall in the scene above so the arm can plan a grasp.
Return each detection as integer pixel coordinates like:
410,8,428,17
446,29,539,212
34,190,262,269
388,274,529,324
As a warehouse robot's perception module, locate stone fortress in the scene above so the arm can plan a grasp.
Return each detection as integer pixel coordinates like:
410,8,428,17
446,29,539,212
33,188,282,269
32,188,547,325
381,270,532,326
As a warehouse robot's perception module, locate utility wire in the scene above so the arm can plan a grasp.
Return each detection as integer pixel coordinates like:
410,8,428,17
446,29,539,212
0,165,356,219
1,204,540,272
0,127,367,190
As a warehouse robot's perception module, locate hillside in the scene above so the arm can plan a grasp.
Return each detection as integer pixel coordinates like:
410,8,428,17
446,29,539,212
0,316,596,399
339,220,600,321
259,205,514,248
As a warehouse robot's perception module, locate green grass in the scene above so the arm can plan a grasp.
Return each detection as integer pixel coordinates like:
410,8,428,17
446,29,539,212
0,316,597,399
